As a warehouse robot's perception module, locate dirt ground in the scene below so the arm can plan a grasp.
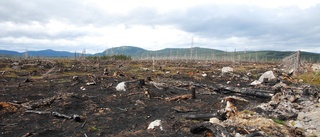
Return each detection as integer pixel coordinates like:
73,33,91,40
0,59,301,136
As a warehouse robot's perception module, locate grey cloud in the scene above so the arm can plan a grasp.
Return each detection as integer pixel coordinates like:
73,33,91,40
0,0,112,25
0,28,87,40
1,1,319,53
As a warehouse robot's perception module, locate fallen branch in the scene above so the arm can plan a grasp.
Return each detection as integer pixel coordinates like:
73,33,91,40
26,110,51,114
81,121,87,128
210,84,274,98
51,111,72,119
25,110,81,121
0,123,18,126
172,107,198,113
181,113,218,121
127,92,143,96
117,107,127,112
150,81,168,90
166,94,192,101
21,96,56,110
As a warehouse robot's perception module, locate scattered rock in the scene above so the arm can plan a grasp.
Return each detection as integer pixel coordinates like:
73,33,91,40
72,76,79,81
222,67,233,74
209,117,221,124
116,82,126,91
250,70,276,85
296,104,320,136
258,71,276,82
147,119,163,130
86,81,96,85
80,86,86,90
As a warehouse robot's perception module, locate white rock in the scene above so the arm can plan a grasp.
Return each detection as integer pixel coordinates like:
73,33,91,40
250,80,262,85
293,121,304,128
202,73,207,77
86,81,96,85
116,82,126,92
209,117,220,124
222,67,233,73
250,71,276,85
147,119,163,130
258,71,276,82
80,86,86,90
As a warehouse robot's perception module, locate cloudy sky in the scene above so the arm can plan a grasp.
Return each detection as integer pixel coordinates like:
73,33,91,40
1,0,320,54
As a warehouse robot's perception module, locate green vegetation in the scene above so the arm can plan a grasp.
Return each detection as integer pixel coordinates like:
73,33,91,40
242,110,255,115
88,126,99,132
272,118,286,125
298,71,320,87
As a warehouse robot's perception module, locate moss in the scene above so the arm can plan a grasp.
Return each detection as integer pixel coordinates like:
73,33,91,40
88,126,99,132
242,110,255,115
291,121,296,126
272,118,286,125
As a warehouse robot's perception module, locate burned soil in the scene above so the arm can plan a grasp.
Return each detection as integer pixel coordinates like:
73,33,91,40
0,59,319,137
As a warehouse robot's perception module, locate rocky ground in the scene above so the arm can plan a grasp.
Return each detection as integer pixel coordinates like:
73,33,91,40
0,59,319,137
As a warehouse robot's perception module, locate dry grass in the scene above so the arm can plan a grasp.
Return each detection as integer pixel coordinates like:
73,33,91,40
298,71,320,87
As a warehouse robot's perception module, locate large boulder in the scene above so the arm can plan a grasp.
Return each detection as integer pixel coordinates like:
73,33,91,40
250,70,276,85
295,103,320,136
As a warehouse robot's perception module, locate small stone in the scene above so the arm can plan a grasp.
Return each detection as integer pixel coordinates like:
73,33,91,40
209,117,220,124
147,119,163,130
116,82,126,92
294,121,304,128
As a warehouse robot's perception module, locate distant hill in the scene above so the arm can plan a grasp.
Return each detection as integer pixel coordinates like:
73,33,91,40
96,46,147,56
1,46,319,62
0,50,21,57
25,49,76,57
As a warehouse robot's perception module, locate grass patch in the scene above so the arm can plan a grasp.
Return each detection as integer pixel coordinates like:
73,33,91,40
242,110,255,115
88,126,99,132
298,72,320,87
272,118,286,125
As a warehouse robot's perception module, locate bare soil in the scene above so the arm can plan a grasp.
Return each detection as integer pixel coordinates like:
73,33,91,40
0,59,291,136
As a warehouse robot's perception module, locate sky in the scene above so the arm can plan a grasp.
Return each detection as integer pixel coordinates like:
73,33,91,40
1,0,320,54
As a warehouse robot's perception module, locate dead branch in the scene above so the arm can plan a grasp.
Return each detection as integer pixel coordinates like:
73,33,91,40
210,84,274,98
21,96,56,110
0,123,18,127
181,113,218,121
150,81,168,90
127,92,143,96
81,121,87,128
172,107,198,113
166,94,192,101
51,111,72,119
25,110,51,114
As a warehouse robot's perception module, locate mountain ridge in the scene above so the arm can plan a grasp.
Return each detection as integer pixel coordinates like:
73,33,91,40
1,46,319,61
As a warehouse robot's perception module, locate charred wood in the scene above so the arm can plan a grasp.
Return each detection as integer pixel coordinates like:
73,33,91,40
166,94,192,101
52,111,72,119
25,110,51,114
190,122,232,137
181,113,218,121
